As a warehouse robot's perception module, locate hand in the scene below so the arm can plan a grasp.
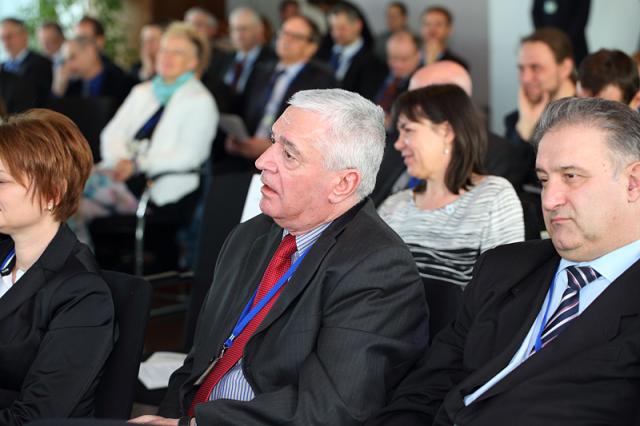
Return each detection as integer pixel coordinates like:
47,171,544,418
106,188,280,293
516,85,550,142
225,136,271,160
113,159,136,182
128,415,179,426
52,61,72,96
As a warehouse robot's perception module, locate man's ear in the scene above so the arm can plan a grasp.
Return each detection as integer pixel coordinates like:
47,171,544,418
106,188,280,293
627,161,640,203
328,169,361,204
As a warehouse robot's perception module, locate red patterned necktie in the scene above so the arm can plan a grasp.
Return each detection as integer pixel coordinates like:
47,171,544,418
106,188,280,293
188,234,297,415
230,58,245,92
378,77,402,113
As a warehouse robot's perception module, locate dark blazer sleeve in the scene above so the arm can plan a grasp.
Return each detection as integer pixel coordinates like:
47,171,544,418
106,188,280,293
0,272,115,425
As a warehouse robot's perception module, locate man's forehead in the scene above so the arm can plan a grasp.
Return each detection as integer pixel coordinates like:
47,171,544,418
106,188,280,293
273,107,326,141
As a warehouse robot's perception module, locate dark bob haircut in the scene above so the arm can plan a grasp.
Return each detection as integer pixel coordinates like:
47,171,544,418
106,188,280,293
392,84,487,194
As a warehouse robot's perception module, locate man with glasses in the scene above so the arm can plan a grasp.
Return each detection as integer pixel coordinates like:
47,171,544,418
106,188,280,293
224,15,336,165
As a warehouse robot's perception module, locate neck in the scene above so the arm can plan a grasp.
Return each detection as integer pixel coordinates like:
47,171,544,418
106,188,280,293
12,220,60,271
415,177,459,211
553,79,576,101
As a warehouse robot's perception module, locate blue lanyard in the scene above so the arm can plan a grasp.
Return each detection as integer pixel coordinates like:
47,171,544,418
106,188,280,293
533,274,557,353
223,246,310,349
1,248,16,276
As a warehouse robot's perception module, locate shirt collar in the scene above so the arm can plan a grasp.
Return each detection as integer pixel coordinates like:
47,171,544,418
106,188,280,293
236,45,261,63
558,238,640,283
276,61,305,76
284,221,332,254
333,37,363,60
10,47,29,63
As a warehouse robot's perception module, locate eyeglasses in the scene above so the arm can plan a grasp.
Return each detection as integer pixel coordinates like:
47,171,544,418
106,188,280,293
277,29,312,42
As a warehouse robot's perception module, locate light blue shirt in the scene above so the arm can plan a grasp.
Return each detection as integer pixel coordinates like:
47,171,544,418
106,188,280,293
223,45,262,93
464,238,640,406
254,62,305,139
332,37,363,81
209,221,332,402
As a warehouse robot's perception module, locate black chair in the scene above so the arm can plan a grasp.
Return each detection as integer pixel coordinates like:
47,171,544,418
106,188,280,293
46,97,119,163
95,270,152,419
422,277,464,344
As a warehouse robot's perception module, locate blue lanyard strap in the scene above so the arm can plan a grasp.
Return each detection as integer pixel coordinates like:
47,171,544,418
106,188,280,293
533,274,557,353
223,246,311,349
1,248,16,276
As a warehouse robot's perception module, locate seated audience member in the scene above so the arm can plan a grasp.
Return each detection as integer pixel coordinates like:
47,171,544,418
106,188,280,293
505,27,575,145
0,18,52,108
82,22,218,226
375,30,421,127
129,22,165,83
184,6,221,50
224,15,336,165
75,15,107,50
130,88,428,426
325,2,387,100
419,6,468,70
577,48,640,109
279,0,300,24
368,97,640,426
52,35,133,105
374,2,410,62
0,109,115,425
0,68,38,115
37,21,65,66
379,85,524,288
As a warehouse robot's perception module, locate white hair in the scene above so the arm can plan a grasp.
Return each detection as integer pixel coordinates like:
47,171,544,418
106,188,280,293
287,89,385,200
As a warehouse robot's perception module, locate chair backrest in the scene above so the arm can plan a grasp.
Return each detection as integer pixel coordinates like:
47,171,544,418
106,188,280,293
94,271,152,419
422,277,464,344
46,97,119,163
183,170,255,349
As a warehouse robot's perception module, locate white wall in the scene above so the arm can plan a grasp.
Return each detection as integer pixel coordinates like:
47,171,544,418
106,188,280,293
489,0,640,135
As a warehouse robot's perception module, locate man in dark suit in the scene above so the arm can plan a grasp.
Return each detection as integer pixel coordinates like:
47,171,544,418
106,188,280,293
325,2,387,101
0,17,52,108
368,97,640,425
224,15,336,167
419,6,468,70
131,88,428,426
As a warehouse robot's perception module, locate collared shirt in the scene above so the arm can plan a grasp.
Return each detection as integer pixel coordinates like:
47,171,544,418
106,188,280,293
209,221,333,402
464,238,640,406
223,45,262,93
3,47,28,72
81,69,106,97
254,61,305,139
332,37,363,81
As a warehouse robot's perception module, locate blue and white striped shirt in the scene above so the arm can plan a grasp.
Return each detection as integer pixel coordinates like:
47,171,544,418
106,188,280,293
209,221,332,402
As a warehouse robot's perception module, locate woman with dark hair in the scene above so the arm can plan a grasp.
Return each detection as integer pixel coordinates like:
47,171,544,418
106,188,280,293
0,109,115,425
379,84,524,288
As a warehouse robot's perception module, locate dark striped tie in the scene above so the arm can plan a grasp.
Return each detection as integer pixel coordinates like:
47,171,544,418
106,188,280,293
532,265,600,354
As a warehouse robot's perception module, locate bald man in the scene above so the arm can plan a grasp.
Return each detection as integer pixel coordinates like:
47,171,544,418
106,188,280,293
371,61,535,218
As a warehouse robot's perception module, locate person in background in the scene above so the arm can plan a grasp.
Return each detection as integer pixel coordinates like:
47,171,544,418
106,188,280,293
130,22,165,83
37,21,65,66
419,6,468,70
279,0,300,24
374,1,410,62
0,108,115,426
577,48,640,110
0,18,52,108
75,16,107,51
379,84,524,288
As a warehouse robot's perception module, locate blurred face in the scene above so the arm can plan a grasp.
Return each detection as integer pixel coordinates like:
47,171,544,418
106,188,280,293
75,21,105,50
0,161,51,236
276,17,316,65
329,12,362,46
421,11,451,44
140,25,162,61
386,5,407,32
387,36,420,78
37,26,64,58
536,125,636,261
255,106,339,233
230,11,262,52
394,115,452,180
518,41,570,103
577,82,625,103
62,40,99,78
0,22,28,58
156,35,198,82
186,11,216,41
280,3,299,22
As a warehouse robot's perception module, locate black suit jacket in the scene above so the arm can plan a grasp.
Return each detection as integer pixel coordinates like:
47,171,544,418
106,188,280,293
339,46,388,101
0,224,116,425
1,50,52,107
0,69,38,114
65,62,134,106
368,239,640,425
158,200,429,425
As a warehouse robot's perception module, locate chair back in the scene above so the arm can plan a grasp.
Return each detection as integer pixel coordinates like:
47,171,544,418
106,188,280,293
94,271,152,419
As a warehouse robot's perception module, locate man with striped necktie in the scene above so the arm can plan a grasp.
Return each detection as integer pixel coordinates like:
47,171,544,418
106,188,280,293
367,97,640,425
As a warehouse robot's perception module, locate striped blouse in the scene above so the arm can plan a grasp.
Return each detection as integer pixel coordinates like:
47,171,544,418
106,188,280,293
379,176,524,288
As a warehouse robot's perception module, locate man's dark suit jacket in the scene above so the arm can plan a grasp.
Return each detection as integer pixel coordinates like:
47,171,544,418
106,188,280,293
64,61,134,106
368,239,640,426
158,199,429,425
0,224,116,425
339,46,388,101
0,69,38,114
1,50,52,108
